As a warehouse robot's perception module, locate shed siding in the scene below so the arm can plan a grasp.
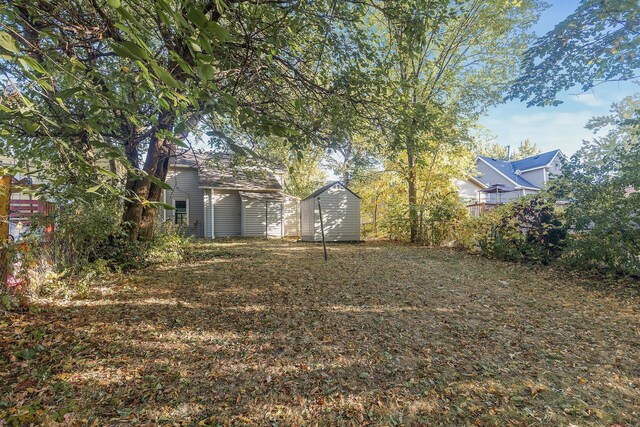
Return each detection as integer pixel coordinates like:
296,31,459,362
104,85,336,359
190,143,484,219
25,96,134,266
164,168,205,237
242,198,267,237
266,201,283,238
300,198,315,241
283,196,300,237
213,190,241,237
301,184,360,242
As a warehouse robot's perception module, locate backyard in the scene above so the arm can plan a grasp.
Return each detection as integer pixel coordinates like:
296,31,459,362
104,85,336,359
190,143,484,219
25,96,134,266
1,239,639,426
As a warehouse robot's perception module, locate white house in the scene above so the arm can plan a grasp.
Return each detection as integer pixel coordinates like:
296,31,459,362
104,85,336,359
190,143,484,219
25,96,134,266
161,151,299,238
301,182,361,242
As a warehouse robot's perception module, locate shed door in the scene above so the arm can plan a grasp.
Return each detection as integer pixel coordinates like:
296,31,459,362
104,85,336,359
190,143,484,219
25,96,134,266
266,201,283,238
243,198,266,237
214,190,241,237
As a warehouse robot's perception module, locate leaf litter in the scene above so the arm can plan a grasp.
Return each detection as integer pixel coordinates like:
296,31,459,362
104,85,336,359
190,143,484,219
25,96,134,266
1,239,639,426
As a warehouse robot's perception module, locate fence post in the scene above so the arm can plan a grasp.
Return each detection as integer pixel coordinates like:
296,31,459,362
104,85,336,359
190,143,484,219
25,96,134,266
1,175,11,287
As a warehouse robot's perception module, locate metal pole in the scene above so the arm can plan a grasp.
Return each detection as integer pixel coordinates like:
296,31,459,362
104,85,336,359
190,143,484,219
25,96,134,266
317,198,328,262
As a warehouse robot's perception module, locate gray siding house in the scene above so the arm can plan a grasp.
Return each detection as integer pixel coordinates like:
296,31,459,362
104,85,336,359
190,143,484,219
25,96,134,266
301,182,361,242
161,151,299,238
462,150,565,204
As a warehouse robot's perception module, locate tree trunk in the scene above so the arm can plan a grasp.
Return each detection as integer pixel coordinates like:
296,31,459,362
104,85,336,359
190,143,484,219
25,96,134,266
373,194,378,237
407,150,418,243
138,155,170,240
122,112,174,241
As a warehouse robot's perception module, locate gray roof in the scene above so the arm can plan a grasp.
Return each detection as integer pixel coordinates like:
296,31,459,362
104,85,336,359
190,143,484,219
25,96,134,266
477,156,538,188
476,150,564,189
511,150,562,171
173,151,283,191
302,181,361,201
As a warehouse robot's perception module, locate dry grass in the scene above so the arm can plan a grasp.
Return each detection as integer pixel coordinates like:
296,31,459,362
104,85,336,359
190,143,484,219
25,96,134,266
1,239,639,426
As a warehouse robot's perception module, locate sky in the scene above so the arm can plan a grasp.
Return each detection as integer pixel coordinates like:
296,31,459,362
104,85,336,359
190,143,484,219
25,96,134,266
479,0,638,156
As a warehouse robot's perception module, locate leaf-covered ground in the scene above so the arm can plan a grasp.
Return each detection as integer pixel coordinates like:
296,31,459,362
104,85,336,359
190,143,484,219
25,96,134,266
1,240,639,426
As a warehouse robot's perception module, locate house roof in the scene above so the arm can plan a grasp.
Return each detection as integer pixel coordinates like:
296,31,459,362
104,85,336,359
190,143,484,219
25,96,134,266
477,156,538,188
302,181,361,201
510,149,562,172
173,151,283,191
476,149,563,190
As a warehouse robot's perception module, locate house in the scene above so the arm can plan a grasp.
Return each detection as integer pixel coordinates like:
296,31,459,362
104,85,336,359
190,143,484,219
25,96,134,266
462,149,565,205
161,151,300,238
301,181,361,242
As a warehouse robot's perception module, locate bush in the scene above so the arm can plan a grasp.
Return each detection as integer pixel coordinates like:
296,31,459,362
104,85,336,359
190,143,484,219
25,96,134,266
3,200,189,304
469,195,567,264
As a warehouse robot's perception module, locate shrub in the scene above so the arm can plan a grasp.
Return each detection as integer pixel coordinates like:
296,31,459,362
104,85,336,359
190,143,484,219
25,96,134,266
470,195,567,264
3,200,189,304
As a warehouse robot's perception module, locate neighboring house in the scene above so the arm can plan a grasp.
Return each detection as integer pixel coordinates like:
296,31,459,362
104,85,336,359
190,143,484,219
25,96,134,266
301,181,361,242
455,177,487,204
1,156,53,241
462,150,565,204
160,151,300,238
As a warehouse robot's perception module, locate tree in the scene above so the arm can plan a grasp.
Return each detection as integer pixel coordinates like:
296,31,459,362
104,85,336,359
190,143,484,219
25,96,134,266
0,0,372,239
477,142,508,160
514,138,541,159
373,0,544,241
476,138,541,160
549,95,640,275
244,136,327,199
509,0,640,106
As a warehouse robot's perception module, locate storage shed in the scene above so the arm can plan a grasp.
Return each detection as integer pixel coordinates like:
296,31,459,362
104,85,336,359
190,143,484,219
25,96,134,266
301,182,360,242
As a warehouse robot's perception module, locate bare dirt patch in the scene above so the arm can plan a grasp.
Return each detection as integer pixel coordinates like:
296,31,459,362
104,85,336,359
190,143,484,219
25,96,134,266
1,240,639,425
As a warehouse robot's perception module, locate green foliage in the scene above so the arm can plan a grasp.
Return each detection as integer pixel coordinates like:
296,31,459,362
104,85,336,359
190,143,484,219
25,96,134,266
52,202,188,273
514,139,542,160
355,167,471,245
367,0,544,241
510,0,640,106
0,0,375,239
549,95,640,276
1,198,189,304
470,195,567,264
476,138,542,161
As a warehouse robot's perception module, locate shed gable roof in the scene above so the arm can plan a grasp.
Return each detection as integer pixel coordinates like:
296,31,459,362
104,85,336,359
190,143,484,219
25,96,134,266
302,181,361,201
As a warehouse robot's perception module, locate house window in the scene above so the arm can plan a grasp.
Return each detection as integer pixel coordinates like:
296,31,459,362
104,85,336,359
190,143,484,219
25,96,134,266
174,200,187,224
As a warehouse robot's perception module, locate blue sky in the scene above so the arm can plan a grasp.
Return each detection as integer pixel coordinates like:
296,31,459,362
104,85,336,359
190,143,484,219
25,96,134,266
479,0,638,156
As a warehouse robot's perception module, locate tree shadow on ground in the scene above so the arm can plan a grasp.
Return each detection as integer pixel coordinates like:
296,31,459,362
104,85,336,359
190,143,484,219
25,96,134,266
1,240,639,425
